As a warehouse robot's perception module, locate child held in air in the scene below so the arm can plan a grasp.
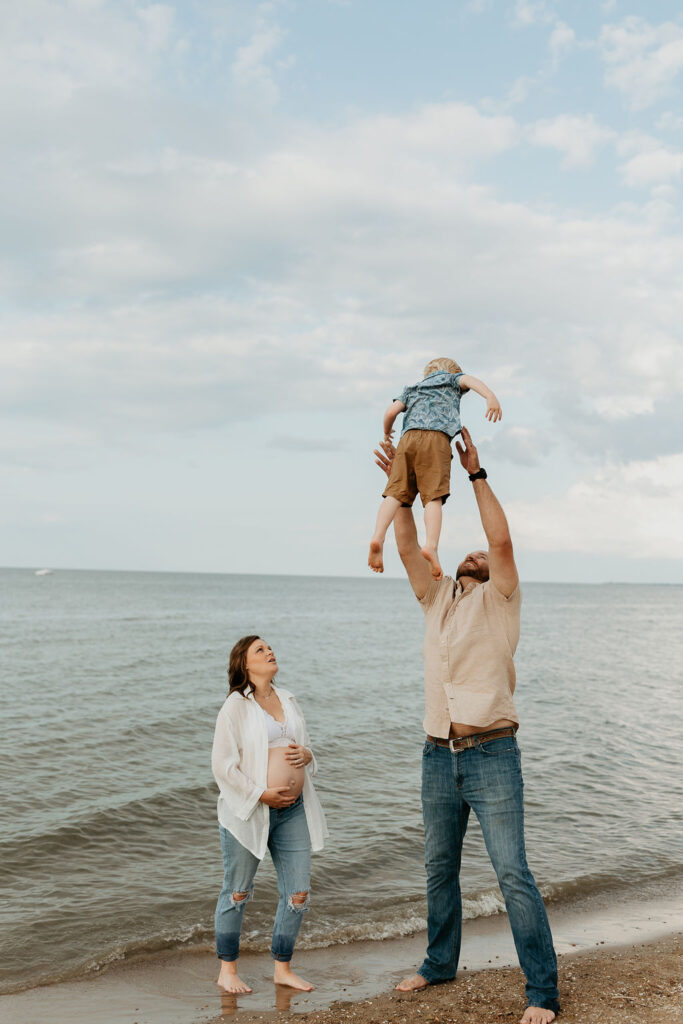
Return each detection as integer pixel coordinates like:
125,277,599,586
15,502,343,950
368,357,501,581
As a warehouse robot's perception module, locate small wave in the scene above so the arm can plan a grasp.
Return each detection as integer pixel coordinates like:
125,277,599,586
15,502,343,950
0,784,216,877
0,923,215,995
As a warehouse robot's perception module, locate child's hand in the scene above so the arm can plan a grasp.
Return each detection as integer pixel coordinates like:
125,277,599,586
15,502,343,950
384,429,395,441
485,396,502,423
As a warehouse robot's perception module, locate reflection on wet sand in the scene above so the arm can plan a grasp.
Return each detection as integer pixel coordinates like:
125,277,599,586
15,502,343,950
219,981,298,1018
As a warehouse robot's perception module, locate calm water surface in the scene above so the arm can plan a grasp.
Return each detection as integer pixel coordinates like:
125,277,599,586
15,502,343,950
1,569,681,993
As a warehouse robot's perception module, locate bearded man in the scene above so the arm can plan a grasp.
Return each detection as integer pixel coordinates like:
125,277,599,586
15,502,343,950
375,426,560,1024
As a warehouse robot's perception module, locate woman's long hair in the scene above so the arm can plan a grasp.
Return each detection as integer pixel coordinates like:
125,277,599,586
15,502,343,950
228,634,266,698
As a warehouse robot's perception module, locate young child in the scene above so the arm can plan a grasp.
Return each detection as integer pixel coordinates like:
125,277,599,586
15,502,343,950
368,357,501,581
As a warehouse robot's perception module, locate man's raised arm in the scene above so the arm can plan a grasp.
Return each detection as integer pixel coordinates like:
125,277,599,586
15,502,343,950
454,427,519,598
374,442,433,601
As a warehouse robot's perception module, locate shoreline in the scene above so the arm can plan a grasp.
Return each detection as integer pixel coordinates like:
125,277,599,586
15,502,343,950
268,934,682,1024
1,887,681,1023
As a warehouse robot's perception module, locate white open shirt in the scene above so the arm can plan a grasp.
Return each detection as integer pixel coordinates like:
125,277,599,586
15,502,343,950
211,685,328,859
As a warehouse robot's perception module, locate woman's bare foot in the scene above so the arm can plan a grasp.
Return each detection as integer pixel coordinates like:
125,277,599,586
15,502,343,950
396,973,429,992
273,961,315,991
420,545,443,580
368,539,384,573
217,960,252,993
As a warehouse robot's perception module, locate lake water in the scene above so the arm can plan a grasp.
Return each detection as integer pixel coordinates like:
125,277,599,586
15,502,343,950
1,568,681,994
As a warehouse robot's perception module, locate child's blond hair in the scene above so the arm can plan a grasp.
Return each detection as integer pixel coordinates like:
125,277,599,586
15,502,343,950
423,357,462,377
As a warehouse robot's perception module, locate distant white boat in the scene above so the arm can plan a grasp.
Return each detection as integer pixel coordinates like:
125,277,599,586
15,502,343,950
34,569,53,576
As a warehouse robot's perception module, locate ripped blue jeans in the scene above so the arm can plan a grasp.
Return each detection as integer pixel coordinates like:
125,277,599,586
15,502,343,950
215,795,311,963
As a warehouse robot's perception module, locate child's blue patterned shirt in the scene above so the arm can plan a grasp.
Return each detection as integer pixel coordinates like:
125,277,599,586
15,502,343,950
397,371,466,439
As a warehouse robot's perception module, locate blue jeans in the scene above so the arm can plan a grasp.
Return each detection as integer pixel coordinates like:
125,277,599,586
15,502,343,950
215,795,311,963
419,736,560,1012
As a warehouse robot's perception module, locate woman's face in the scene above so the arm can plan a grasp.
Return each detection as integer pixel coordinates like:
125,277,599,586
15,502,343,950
245,638,278,682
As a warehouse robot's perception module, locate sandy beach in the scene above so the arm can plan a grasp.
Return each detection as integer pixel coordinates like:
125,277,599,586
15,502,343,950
2,888,681,1024
254,934,682,1024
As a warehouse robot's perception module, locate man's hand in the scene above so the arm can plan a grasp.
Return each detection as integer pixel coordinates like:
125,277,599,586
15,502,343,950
374,439,396,478
455,426,481,475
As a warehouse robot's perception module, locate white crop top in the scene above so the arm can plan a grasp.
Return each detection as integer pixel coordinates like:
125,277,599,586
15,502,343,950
261,704,297,748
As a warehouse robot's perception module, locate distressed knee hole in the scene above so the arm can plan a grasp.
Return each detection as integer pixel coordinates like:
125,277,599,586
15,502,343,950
288,891,309,912
230,889,252,909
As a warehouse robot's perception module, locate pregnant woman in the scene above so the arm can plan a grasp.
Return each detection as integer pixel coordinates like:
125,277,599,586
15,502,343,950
211,634,328,994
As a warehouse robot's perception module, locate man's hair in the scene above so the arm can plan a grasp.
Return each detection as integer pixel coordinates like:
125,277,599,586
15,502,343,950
423,357,463,377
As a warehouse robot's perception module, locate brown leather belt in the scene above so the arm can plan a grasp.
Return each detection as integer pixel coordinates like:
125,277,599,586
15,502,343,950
427,726,517,753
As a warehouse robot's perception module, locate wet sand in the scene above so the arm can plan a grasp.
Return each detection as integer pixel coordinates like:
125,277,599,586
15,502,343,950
1,890,680,1023
264,934,682,1024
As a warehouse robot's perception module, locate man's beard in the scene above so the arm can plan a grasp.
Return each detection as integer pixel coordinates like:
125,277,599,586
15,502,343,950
456,562,489,583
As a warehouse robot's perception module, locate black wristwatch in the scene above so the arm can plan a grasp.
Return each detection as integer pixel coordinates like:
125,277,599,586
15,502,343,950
468,467,487,481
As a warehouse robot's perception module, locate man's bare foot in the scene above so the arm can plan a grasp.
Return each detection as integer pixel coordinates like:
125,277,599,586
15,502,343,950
520,1007,556,1024
396,973,429,992
217,960,252,993
368,539,384,573
420,545,443,581
273,962,314,991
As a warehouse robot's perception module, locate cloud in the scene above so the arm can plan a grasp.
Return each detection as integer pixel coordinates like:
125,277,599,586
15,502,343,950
600,17,683,110
480,426,554,466
136,4,175,52
232,21,287,104
508,454,683,559
513,1,556,27
2,85,682,469
527,114,615,167
1,2,682,498
549,21,576,67
619,147,683,187
268,436,348,452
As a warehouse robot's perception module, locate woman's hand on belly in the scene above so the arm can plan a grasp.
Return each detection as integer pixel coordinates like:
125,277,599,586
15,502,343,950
260,786,298,809
284,743,311,768
267,748,305,798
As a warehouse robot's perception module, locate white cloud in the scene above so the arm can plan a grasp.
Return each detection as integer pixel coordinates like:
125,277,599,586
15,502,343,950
620,147,683,187
656,111,683,134
1,82,682,466
508,454,683,558
527,114,614,167
136,4,175,52
549,21,576,66
485,426,553,466
600,17,683,110
232,23,286,103
513,0,555,27
590,395,654,421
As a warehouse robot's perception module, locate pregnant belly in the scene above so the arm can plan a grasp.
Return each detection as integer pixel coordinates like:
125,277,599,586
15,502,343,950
267,747,304,798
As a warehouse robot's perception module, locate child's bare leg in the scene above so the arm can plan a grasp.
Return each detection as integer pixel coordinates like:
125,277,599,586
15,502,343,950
421,499,444,580
369,496,401,573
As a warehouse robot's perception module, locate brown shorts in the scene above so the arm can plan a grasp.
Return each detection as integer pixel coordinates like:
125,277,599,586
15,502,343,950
383,429,453,507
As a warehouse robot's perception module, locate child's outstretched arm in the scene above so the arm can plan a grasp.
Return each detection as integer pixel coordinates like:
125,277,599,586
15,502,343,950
457,375,502,423
383,400,406,440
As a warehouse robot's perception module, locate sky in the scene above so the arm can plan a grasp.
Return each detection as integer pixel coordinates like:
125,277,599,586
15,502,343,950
2,0,683,583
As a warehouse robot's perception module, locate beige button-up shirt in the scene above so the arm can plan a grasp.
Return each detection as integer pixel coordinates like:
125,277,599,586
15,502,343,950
420,576,521,738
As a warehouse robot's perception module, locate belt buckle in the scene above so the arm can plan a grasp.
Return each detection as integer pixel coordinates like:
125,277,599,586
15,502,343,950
448,737,461,753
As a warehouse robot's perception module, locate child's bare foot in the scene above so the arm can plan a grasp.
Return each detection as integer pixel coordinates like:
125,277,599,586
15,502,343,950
273,962,315,991
421,545,443,581
217,960,252,993
368,539,384,573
